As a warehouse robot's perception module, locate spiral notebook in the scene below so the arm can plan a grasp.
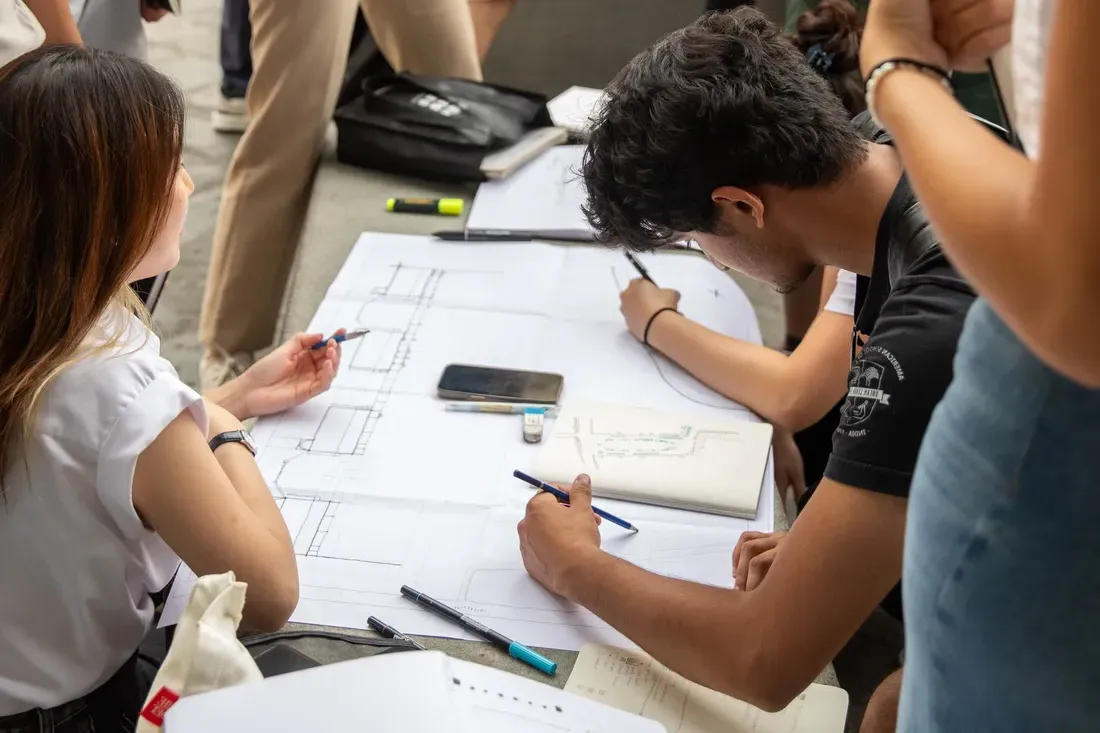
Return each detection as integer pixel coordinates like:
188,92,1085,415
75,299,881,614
531,402,772,518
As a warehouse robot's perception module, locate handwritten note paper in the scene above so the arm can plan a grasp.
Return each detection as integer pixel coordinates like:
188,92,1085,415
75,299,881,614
565,644,848,733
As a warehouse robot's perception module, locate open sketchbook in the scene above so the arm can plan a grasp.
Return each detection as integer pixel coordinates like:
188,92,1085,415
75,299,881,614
466,145,592,240
566,644,849,733
164,651,664,733
532,402,773,518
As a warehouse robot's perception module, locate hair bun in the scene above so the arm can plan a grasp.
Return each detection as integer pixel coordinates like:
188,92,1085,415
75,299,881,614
794,0,862,72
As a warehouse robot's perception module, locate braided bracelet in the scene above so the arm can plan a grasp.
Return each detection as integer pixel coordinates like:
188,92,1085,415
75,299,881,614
643,307,680,347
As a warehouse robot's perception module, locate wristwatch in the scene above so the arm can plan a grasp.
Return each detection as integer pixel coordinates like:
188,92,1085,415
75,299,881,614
209,430,257,456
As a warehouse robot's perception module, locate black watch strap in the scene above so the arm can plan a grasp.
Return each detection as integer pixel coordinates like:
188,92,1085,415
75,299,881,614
209,430,256,456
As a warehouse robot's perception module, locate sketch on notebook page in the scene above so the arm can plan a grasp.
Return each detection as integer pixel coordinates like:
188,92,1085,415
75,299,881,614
159,233,773,651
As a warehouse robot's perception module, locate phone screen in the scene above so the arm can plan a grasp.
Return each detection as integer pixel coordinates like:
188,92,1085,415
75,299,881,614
438,364,563,404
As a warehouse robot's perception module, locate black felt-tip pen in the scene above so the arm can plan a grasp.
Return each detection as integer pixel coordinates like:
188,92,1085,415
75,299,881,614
399,585,557,675
367,616,427,650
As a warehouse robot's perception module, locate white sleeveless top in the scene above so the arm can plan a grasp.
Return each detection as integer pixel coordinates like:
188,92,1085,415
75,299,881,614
0,313,206,714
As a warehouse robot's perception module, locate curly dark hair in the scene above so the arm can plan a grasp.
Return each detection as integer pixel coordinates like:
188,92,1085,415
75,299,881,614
581,7,868,252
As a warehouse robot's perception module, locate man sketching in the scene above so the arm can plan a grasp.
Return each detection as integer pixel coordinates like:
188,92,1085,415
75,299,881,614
516,9,975,722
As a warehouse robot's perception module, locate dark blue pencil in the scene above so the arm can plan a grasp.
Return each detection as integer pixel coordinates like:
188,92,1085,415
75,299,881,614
513,470,638,532
310,329,370,350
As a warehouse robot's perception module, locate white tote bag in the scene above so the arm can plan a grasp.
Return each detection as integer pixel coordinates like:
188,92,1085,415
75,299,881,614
0,1,44,68
136,572,263,732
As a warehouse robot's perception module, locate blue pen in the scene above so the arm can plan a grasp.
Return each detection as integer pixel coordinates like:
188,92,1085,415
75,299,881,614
310,329,370,350
400,585,558,676
513,470,638,532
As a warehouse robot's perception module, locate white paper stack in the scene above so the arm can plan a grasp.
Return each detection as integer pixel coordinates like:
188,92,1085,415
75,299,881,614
163,651,663,733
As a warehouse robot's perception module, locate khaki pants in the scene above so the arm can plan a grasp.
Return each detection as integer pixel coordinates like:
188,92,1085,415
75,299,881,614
201,0,482,355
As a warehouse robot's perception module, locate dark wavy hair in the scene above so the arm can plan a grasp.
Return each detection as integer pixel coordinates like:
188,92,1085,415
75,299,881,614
581,7,867,252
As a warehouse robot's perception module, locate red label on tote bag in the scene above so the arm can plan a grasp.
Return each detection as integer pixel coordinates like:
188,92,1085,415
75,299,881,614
140,687,181,726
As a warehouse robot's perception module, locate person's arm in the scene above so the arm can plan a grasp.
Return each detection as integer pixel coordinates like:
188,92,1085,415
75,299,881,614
24,0,81,44
133,403,298,631
624,276,851,431
521,477,905,711
862,1,1100,386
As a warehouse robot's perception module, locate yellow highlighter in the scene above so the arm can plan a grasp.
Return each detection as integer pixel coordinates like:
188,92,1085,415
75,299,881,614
385,197,464,216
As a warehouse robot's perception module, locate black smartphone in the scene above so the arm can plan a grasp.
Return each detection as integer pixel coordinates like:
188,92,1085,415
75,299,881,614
437,364,563,404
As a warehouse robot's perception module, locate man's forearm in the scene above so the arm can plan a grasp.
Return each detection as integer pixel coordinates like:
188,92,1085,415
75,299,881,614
565,550,786,710
24,0,81,44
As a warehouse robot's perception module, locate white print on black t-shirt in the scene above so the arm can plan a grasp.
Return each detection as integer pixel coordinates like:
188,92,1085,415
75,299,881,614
839,345,905,433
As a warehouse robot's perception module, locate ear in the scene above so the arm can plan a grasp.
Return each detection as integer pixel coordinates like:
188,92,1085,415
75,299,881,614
712,186,765,229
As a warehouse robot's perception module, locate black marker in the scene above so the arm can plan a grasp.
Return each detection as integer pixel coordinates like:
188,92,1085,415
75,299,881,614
367,616,427,650
400,585,557,675
623,251,656,284
433,230,535,242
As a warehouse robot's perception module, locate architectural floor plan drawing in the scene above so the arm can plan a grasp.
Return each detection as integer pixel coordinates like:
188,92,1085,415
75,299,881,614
161,233,774,649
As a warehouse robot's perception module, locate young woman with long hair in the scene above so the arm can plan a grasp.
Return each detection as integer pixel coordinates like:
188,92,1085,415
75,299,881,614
0,45,343,729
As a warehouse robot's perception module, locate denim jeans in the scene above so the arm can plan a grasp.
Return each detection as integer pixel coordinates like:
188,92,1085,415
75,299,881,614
0,651,159,733
899,299,1100,732
220,0,252,98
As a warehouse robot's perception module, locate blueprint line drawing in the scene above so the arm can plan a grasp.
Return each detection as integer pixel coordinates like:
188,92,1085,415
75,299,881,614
161,233,776,651
608,265,742,411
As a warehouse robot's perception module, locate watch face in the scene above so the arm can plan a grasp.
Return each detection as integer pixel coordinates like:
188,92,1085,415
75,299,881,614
241,430,257,454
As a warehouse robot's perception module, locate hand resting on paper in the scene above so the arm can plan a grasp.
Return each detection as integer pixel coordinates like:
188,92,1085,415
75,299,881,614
619,278,680,343
206,330,345,420
732,531,787,591
518,474,603,598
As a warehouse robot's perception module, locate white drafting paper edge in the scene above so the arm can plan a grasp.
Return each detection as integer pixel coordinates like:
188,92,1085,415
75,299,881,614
565,643,849,733
532,401,773,518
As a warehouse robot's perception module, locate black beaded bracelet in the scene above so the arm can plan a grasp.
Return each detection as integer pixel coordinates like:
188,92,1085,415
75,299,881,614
643,307,680,346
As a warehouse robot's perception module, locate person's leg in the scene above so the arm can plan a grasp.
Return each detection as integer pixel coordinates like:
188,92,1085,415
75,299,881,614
467,0,515,62
72,0,147,58
220,0,252,99
359,0,481,80
213,0,254,134
860,668,902,733
199,0,359,387
900,300,1100,732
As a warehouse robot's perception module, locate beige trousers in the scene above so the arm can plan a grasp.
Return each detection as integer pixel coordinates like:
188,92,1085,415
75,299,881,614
201,0,482,354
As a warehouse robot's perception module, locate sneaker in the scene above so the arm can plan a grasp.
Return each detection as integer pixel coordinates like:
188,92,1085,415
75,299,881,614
211,95,249,134
199,348,255,393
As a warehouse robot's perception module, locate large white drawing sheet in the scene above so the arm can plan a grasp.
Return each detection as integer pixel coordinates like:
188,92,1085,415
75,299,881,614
162,233,773,651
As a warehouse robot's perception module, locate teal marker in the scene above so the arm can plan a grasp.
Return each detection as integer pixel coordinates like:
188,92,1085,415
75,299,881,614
400,585,557,676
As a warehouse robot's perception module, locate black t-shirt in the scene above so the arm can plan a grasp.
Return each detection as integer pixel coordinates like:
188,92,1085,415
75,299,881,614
824,118,976,498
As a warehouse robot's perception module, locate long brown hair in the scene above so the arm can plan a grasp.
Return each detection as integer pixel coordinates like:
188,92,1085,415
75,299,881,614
0,45,185,488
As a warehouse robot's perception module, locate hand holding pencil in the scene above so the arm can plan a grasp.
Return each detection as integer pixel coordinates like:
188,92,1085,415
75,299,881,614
517,474,611,601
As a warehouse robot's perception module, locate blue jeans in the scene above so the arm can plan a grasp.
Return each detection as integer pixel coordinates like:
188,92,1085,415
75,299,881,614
220,0,252,98
899,299,1100,732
